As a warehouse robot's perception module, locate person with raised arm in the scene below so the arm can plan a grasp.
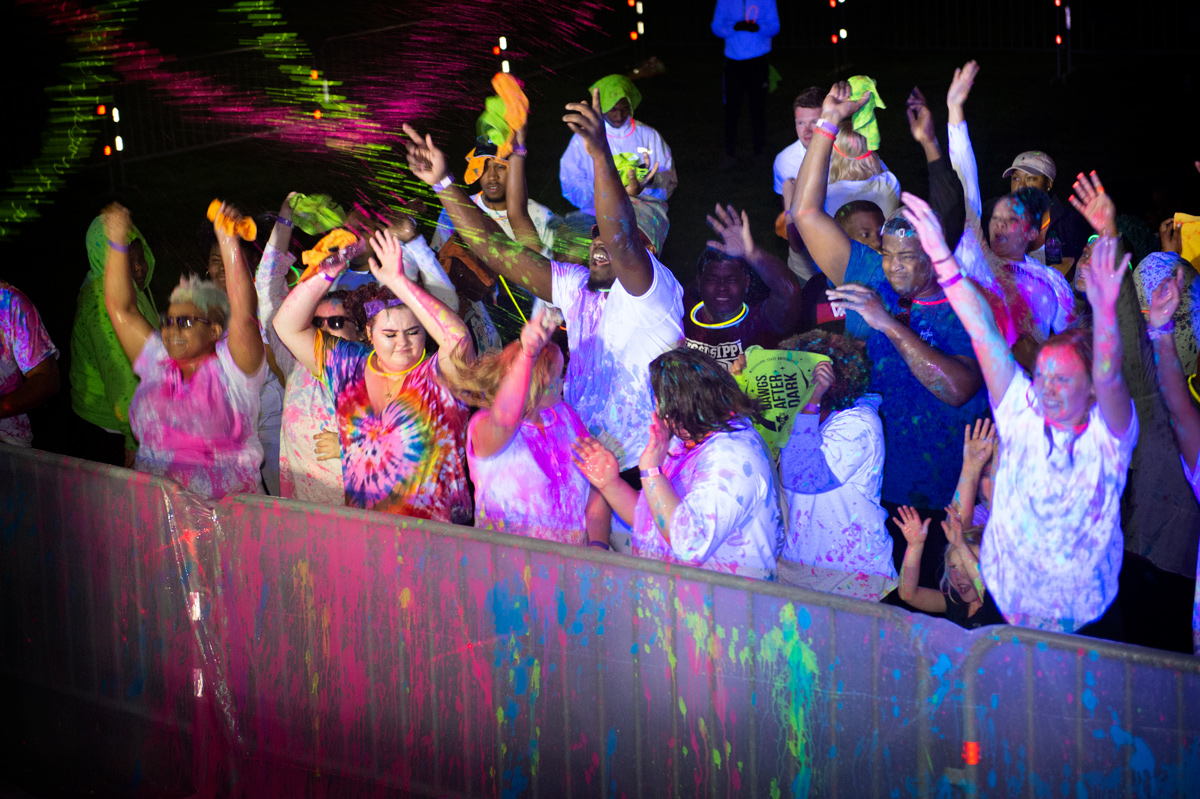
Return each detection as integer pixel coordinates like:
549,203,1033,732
0,281,59,449
404,89,683,484
104,202,267,499
901,190,1137,636
1145,266,1200,655
273,228,474,523
683,203,802,367
444,310,611,548
790,80,988,575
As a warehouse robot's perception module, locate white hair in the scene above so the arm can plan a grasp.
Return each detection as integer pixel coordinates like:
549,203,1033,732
169,275,230,328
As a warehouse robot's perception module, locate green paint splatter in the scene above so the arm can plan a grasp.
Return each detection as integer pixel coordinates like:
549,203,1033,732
759,604,819,798
678,697,687,717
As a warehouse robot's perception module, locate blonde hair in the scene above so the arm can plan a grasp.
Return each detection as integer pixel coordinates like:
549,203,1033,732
829,126,882,183
169,275,230,328
940,525,983,603
445,340,563,418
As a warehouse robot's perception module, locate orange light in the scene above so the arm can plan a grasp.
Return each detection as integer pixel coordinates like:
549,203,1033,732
962,741,981,765
1055,0,1061,5
630,31,638,40
103,145,112,156
310,69,319,80
829,0,835,6
627,0,635,5
493,45,501,55
313,109,322,120
1055,34,1062,44
831,34,838,43
96,104,106,116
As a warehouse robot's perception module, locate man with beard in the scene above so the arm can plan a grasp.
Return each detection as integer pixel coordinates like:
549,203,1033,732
403,86,683,481
792,80,989,589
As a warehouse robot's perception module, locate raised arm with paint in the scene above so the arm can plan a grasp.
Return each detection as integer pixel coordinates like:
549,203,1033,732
901,190,1137,635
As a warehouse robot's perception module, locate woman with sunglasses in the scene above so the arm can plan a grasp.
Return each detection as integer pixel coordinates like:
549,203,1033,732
102,203,268,500
274,228,475,523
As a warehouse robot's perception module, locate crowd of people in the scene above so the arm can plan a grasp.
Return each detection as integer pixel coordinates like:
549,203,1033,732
1,45,1198,654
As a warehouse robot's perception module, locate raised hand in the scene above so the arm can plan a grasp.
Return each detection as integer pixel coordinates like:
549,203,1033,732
366,229,407,286
101,202,132,246
1069,171,1118,237
624,157,660,197
962,417,996,471
808,361,835,407
826,284,893,331
906,87,936,146
639,412,672,471
1160,218,1183,254
729,352,748,377
941,504,965,550
893,506,930,546
563,88,611,160
1082,235,1131,314
1148,265,1184,329
900,191,955,278
705,203,755,259
821,80,870,125
946,60,979,122
571,436,620,491
402,123,449,186
519,309,554,358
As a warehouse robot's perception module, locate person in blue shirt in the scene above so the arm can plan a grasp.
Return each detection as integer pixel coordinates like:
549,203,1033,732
711,0,780,165
792,80,990,588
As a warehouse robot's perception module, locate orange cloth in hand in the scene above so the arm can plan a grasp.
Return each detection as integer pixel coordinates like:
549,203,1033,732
298,229,359,282
207,199,257,241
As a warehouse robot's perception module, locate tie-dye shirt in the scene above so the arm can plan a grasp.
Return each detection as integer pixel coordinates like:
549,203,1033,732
982,369,1138,633
632,422,783,580
279,362,343,505
0,282,58,447
317,332,472,524
779,394,898,601
467,401,592,545
130,334,267,500
552,254,684,470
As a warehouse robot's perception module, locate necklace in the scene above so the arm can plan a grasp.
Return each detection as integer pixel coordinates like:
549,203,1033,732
689,301,748,329
368,349,426,379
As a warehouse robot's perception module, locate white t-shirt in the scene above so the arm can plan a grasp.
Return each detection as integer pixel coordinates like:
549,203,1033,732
551,254,683,470
982,370,1138,633
773,139,807,195
824,172,902,218
779,395,897,586
560,119,677,215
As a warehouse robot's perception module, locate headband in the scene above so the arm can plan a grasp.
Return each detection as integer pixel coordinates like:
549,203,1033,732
833,143,875,161
364,298,405,319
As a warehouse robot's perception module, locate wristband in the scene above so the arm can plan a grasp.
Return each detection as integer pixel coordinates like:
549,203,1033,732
511,143,527,157
814,118,839,136
320,271,336,282
431,174,454,194
802,402,821,414
938,272,964,289
814,126,836,141
1148,320,1176,341
586,540,611,551
273,215,294,229
639,467,661,479
108,239,130,253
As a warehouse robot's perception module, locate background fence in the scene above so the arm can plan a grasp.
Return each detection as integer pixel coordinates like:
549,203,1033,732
1,444,1198,797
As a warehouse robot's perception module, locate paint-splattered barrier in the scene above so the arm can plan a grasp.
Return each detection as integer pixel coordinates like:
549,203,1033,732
1,445,1198,798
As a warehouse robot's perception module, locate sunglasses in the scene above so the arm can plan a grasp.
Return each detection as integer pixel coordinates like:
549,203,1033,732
161,315,212,329
313,315,349,331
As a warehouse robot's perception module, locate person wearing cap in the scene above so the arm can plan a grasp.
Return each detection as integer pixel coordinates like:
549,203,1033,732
711,0,780,164
983,150,1091,270
558,75,677,223
404,86,683,487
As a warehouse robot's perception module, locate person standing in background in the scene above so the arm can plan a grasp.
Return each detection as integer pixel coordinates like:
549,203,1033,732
711,0,780,167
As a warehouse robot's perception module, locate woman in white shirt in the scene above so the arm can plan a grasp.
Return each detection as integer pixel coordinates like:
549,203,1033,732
776,330,897,601
824,127,901,218
901,185,1137,635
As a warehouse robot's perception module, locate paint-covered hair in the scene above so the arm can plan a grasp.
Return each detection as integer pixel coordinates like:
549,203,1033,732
344,282,401,333
940,525,983,603
777,330,872,413
1003,187,1051,231
829,127,882,183
444,340,563,419
792,86,825,110
650,347,764,441
695,247,750,276
169,275,230,329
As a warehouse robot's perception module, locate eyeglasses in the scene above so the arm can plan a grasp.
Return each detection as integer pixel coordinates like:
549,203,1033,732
313,315,349,331
161,315,212,329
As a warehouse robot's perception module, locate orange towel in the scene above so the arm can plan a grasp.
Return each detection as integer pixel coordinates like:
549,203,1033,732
206,199,257,241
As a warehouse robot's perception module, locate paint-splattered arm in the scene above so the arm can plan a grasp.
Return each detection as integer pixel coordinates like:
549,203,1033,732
503,127,545,254
100,203,154,364
643,474,682,543
403,124,553,301
469,314,549,459
400,235,459,312
584,487,612,548
1084,235,1133,436
901,192,1016,404
272,259,328,376
1148,269,1200,467
216,204,266,377
893,506,947,613
564,89,653,296
572,436,638,526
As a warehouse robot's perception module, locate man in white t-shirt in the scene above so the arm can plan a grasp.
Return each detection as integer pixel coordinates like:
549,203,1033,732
403,88,684,474
773,87,826,284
